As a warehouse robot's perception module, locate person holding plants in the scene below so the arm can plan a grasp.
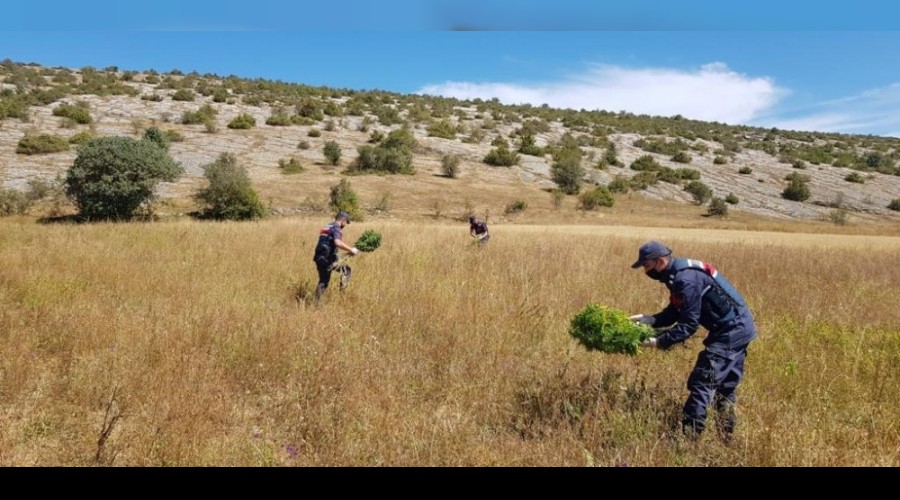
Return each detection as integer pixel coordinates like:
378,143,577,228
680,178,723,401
630,241,757,441
313,211,358,304
468,214,490,246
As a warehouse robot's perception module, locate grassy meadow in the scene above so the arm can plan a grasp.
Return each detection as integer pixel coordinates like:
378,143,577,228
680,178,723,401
0,217,897,466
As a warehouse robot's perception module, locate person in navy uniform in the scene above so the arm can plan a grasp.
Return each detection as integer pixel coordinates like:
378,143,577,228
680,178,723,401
313,211,358,303
630,241,757,441
468,214,490,246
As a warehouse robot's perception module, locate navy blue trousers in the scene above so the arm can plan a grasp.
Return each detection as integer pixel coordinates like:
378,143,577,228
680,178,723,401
683,344,748,437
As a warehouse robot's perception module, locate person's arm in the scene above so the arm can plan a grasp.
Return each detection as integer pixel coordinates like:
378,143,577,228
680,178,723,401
651,303,679,328
655,278,703,349
333,238,354,253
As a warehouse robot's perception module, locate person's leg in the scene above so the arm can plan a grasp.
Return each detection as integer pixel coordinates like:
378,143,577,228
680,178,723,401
314,260,332,303
714,345,748,440
683,349,735,438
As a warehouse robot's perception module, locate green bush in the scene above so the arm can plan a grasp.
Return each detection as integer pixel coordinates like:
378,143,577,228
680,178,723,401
297,140,310,150
65,136,182,220
607,176,630,193
427,120,458,139
323,140,342,165
844,172,865,184
684,180,713,205
441,154,461,178
517,132,544,156
329,178,363,220
505,200,528,214
171,89,195,101
551,144,584,194
227,113,256,129
888,199,900,211
602,143,622,167
164,130,185,142
725,193,739,205
551,189,564,209
738,166,753,174
266,114,292,126
671,151,692,163
181,104,217,125
484,145,520,167
630,154,662,171
707,197,728,216
52,102,92,124
0,188,32,216
17,135,70,155
307,128,321,137
142,127,170,150
68,130,96,144
714,155,728,165
629,171,659,190
368,130,385,143
827,208,849,226
578,186,614,210
568,304,654,355
782,177,811,202
195,153,266,220
278,157,305,174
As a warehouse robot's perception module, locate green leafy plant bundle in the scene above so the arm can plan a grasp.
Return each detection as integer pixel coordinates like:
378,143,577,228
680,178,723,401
569,304,654,355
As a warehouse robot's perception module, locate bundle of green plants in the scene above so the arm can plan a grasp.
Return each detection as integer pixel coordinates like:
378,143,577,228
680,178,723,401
354,230,382,252
568,303,654,355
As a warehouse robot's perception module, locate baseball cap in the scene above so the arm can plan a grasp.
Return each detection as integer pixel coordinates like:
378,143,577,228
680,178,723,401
631,241,671,268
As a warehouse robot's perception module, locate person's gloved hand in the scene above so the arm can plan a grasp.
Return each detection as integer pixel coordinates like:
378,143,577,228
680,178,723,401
641,337,658,349
629,314,655,326
350,247,360,256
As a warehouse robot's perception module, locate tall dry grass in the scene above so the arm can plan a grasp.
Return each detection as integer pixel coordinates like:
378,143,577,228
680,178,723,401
0,218,897,466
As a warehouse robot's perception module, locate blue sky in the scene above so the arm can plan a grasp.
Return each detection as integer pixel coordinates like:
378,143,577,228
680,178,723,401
4,1,900,136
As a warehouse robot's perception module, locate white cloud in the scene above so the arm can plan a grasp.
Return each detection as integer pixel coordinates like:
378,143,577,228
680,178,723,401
417,62,782,125
762,83,900,136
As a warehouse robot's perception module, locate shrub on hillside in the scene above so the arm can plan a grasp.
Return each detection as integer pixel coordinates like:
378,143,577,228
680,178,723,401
228,113,256,129
172,89,195,101
844,172,865,184
278,157,304,174
68,130,96,145
427,120,458,139
578,186,614,210
484,144,520,167
607,176,630,193
52,102,92,124
684,180,713,205
888,199,900,211
65,136,182,220
714,155,728,165
323,140,342,165
142,127,170,151
505,200,528,214
725,193,739,205
707,197,728,216
329,178,363,220
671,151,692,163
441,154,461,178
17,135,69,155
738,166,753,174
0,188,32,216
630,154,662,171
782,177,811,202
195,153,266,220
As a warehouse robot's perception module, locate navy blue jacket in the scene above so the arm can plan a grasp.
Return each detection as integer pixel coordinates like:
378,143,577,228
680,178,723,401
651,258,756,357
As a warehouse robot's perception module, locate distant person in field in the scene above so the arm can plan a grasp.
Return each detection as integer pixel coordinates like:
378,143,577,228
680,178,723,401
629,241,757,442
313,211,358,304
468,214,490,246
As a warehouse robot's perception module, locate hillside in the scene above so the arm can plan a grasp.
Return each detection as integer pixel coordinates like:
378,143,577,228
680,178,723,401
1,60,899,224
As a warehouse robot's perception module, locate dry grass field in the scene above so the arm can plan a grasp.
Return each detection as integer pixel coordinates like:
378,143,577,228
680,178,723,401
1,217,897,466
